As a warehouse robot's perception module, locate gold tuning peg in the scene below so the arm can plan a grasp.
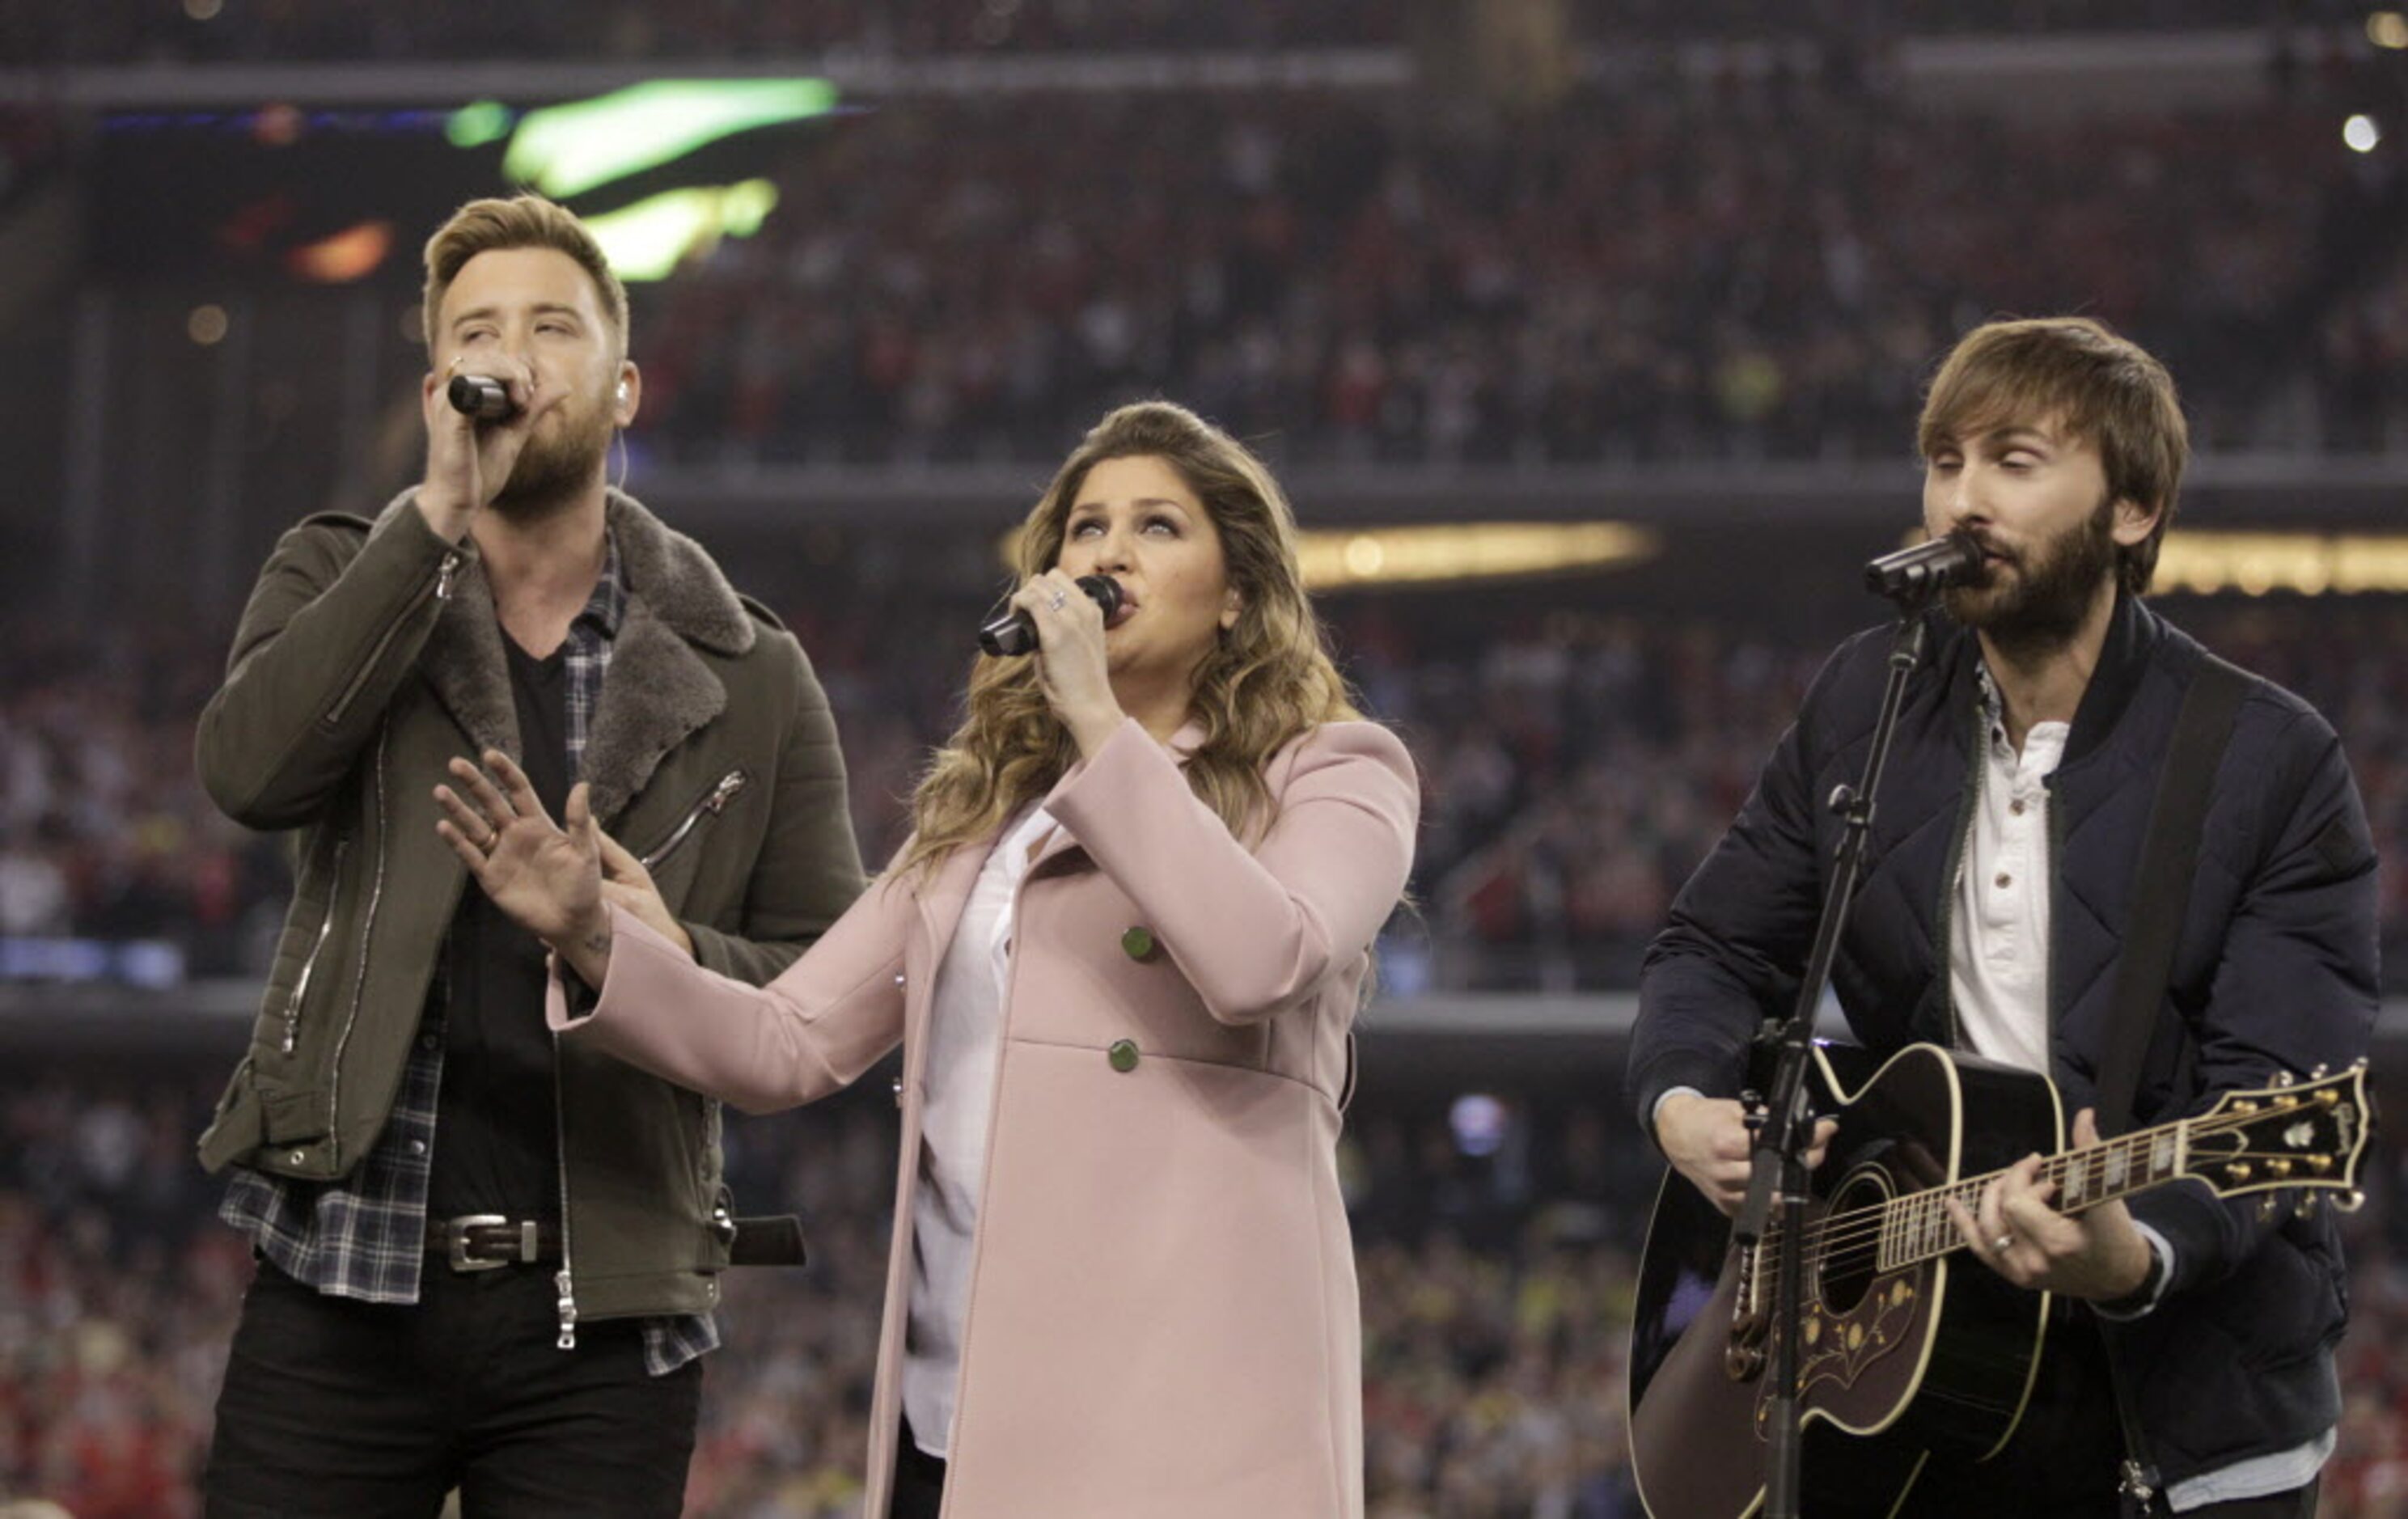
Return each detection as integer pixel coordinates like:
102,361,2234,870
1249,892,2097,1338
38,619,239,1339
2271,1071,2297,1089
2297,1194,2321,1219
2338,1191,2367,1216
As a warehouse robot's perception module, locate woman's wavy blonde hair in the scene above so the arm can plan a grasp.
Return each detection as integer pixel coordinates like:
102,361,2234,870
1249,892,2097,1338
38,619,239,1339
901,400,1359,876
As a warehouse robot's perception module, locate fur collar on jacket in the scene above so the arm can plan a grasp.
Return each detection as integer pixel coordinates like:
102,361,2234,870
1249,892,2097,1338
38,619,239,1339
371,489,762,824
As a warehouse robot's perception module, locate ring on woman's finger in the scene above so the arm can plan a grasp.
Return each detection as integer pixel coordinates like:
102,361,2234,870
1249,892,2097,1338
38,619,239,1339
1992,1233,2015,1252
1047,589,1069,611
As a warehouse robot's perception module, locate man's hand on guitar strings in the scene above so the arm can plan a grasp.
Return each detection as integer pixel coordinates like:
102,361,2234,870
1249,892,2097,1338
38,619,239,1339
1656,1092,1839,1217
1944,1107,2156,1301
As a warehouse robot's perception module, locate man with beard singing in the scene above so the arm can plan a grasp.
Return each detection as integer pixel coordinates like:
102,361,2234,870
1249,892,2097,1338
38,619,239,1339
193,195,864,1516
1628,317,2376,1515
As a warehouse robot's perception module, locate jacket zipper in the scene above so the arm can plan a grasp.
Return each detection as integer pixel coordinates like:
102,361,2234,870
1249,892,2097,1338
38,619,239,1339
552,1033,578,1350
639,769,750,872
540,768,749,1349
322,726,392,1166
323,548,461,730
280,837,350,1055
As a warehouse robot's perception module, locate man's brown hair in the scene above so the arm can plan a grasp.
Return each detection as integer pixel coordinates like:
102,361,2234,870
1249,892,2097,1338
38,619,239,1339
1918,315,2187,595
420,193,630,359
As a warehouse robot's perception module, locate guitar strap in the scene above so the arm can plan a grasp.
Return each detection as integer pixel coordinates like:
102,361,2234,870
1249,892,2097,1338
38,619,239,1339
2094,654,2251,1132
2091,652,2251,1517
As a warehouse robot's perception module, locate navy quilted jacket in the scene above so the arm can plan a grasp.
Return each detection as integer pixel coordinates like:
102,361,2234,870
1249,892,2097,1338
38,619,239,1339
1628,591,2380,1484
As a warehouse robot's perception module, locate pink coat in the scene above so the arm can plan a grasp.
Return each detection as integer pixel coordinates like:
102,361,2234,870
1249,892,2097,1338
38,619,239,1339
553,717,1420,1517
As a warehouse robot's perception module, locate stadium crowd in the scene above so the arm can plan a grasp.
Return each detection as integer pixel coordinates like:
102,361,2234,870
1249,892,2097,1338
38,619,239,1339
4,1058,2405,1517
6,589,2405,996
614,82,2388,472
11,27,2405,472
3,0,2355,66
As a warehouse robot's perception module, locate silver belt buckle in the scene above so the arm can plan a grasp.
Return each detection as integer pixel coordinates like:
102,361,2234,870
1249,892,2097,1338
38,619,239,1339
443,1212,511,1272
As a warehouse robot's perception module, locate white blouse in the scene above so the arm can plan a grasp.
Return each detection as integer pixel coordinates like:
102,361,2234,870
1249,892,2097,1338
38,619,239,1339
901,803,1056,1459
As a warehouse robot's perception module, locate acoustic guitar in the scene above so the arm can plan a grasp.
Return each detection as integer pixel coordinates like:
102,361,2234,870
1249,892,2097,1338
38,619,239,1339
1625,1042,2372,1519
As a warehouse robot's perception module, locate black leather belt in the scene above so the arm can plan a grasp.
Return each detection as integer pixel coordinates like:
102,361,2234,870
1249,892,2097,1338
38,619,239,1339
428,1214,561,1272
426,1212,810,1273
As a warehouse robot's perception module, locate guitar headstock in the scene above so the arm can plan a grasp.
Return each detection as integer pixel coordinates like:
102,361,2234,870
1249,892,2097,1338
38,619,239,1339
2182,1062,2373,1208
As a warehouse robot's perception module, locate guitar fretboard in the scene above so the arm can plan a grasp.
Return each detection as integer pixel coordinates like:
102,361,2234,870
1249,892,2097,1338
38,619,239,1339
1877,1127,2185,1271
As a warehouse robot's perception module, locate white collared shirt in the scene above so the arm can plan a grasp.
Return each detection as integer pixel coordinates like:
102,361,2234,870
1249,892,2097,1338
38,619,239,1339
901,802,1056,1459
1948,694,2067,1074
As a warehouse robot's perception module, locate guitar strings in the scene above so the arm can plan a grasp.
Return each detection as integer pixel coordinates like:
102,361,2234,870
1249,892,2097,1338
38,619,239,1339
1771,1110,2320,1274
1747,1102,2344,1276
1784,1105,2310,1268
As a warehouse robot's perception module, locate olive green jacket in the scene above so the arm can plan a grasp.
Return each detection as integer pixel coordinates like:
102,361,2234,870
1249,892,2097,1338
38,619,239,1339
195,489,865,1321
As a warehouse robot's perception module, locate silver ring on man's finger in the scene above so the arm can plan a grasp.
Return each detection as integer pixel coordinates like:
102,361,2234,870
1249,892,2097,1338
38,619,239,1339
1047,590,1068,611
1992,1233,2015,1252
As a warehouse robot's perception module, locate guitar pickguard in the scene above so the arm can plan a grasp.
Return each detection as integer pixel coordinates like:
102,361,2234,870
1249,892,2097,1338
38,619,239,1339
1793,1273,1921,1400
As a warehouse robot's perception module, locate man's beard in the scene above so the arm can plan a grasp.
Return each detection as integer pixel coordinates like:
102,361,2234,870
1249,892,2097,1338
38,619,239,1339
490,394,613,518
1941,497,2119,658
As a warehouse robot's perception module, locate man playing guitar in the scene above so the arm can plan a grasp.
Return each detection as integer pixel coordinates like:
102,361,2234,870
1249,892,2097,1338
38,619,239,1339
1628,317,2378,1517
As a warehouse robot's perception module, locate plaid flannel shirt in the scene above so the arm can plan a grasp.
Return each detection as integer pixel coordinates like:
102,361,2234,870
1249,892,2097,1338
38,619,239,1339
222,534,720,1375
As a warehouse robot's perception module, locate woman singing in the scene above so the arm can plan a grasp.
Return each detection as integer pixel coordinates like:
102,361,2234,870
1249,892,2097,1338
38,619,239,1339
433,400,1419,1518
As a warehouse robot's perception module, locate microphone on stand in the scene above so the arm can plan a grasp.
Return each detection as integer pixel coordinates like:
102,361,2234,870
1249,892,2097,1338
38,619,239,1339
978,575,1123,656
1864,531,1985,602
446,374,517,421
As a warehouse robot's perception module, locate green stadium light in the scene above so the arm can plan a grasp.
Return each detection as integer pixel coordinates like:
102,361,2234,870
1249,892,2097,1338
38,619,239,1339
580,181,781,281
501,79,838,199
446,99,514,150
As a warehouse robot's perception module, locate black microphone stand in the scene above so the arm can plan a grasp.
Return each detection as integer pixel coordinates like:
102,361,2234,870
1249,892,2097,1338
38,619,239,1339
1733,581,1943,1519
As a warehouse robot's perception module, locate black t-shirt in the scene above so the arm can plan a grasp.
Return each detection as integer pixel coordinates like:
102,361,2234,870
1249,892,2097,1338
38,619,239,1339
425,634,575,1221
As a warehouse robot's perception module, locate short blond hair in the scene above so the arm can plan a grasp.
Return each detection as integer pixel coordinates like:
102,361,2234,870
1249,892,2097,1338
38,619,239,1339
421,193,629,358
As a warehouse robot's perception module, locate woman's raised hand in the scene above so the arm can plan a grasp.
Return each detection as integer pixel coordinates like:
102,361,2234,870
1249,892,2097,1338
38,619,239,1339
1008,569,1124,757
434,751,609,969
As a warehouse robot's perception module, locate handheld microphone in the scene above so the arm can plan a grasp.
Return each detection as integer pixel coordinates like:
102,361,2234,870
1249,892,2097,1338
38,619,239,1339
1864,531,1984,601
977,575,1123,657
446,374,516,421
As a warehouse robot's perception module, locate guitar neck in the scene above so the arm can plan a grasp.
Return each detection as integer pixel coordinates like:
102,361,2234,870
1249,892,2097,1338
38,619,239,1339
1749,1060,2364,1276
1881,1125,2178,1271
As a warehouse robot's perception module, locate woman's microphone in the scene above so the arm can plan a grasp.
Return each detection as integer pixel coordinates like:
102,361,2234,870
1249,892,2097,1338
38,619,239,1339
978,576,1123,656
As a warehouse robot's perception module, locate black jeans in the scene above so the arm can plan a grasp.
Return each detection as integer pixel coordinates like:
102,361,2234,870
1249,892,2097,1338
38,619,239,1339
890,1415,949,1519
204,1258,701,1518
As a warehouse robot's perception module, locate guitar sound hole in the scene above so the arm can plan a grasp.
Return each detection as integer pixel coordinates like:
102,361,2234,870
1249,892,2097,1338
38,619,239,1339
1813,1171,1887,1314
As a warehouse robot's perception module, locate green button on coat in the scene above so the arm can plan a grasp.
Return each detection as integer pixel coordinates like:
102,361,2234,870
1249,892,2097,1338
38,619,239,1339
1120,925,1155,959
1107,1039,1140,1073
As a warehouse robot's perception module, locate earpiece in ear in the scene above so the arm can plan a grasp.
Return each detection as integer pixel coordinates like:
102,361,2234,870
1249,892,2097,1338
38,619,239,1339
616,382,628,405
